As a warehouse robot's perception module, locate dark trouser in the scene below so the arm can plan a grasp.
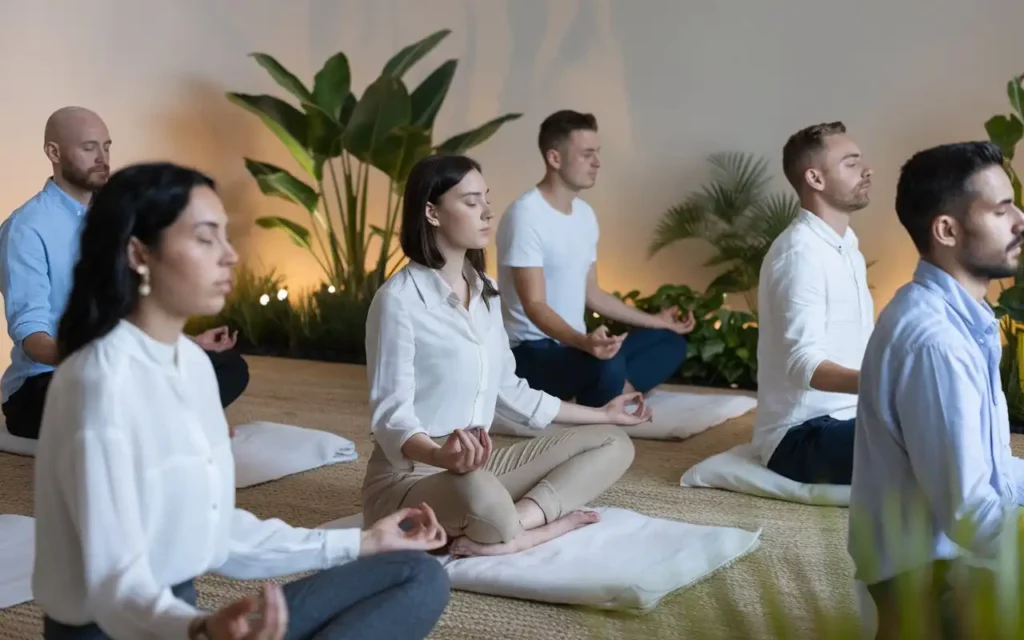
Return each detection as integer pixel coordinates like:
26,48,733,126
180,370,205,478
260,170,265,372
766,415,855,485
43,551,451,639
512,328,689,407
2,349,250,439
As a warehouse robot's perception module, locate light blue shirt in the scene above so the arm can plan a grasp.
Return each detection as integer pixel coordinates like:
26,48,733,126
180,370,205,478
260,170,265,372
0,179,87,402
849,259,1024,585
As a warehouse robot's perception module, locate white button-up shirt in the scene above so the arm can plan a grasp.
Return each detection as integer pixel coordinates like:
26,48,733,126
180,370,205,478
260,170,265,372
33,320,361,638
753,209,874,463
365,261,562,468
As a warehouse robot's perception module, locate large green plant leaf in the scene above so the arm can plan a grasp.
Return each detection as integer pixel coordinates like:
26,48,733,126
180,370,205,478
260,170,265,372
227,93,314,176
381,29,451,78
985,114,1024,161
343,76,412,168
435,113,523,155
255,216,313,250
311,52,352,123
410,59,457,129
250,53,314,104
244,159,319,213
1009,74,1024,120
391,127,435,187
647,198,707,256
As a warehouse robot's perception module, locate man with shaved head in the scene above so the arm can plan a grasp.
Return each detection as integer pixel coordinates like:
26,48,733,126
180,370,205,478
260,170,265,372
751,121,875,486
0,107,249,440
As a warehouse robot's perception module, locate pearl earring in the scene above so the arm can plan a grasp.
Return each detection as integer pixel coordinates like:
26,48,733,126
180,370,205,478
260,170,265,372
137,265,151,297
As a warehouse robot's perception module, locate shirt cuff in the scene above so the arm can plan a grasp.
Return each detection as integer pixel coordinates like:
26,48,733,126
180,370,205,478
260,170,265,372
148,601,202,640
12,320,51,346
527,393,562,429
324,527,362,565
797,353,828,391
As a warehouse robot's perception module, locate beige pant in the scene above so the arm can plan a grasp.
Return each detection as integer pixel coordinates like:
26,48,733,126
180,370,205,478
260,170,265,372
361,426,634,544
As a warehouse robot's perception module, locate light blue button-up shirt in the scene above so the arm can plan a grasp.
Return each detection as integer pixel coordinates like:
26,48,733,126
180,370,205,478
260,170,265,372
0,179,87,402
849,259,1024,585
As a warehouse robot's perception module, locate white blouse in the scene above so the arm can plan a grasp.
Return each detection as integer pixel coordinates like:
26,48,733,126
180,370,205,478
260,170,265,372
32,320,361,638
365,261,562,468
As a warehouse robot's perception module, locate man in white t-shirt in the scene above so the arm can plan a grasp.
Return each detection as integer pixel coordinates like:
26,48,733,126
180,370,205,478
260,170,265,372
754,121,875,485
495,110,694,407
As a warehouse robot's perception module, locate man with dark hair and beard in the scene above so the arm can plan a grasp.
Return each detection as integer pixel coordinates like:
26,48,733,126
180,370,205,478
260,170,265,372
752,121,875,485
0,107,249,440
849,141,1024,638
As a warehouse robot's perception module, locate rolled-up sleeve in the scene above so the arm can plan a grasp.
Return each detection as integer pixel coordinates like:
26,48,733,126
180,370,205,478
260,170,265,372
365,290,428,467
765,253,828,390
896,343,1015,558
495,322,561,428
1,220,53,345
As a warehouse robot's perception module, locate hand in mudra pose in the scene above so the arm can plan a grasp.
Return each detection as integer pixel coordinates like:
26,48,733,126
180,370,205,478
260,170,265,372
431,427,493,474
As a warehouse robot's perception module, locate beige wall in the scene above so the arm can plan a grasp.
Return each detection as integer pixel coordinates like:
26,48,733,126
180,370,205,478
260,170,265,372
0,0,1022,368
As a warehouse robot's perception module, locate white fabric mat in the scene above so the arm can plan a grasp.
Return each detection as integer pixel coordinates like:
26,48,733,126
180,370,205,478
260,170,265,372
680,443,851,506
232,422,358,488
0,514,35,609
491,388,756,440
321,506,761,611
0,414,37,457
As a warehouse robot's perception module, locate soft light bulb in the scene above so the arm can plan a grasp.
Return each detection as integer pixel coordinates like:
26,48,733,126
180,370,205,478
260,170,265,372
592,312,600,319
327,285,337,294
259,294,270,306
277,288,288,301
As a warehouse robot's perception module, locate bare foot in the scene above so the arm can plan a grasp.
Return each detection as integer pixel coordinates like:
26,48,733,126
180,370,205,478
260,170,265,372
449,510,600,558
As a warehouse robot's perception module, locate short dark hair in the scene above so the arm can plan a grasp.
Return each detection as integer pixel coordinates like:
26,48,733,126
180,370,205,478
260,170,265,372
538,110,598,156
400,154,498,305
782,121,847,192
895,141,1006,254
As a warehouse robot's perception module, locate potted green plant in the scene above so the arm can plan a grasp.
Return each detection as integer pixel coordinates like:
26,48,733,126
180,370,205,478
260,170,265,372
227,29,521,304
988,73,1024,429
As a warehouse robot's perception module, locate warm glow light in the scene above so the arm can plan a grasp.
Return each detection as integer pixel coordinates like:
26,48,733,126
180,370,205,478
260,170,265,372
327,285,337,294
259,294,270,306
277,288,288,301
592,312,600,318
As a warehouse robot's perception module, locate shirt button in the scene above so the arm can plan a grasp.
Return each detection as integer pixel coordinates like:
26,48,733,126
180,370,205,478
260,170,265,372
212,503,218,511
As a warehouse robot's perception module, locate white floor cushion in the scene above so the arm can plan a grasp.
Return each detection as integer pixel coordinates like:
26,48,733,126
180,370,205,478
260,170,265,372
0,415,37,457
321,506,761,611
232,422,357,488
680,443,851,506
0,514,35,609
491,389,757,441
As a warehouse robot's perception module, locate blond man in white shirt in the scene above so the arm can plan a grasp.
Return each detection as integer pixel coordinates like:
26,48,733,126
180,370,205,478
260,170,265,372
363,154,649,559
34,162,451,640
754,122,875,485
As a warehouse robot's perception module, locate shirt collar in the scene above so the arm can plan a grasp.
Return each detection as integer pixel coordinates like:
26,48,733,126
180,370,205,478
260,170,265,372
406,259,484,309
912,259,998,341
43,178,89,218
797,209,856,250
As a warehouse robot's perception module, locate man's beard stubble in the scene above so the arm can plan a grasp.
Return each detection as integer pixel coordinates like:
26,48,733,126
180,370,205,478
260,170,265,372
61,160,109,192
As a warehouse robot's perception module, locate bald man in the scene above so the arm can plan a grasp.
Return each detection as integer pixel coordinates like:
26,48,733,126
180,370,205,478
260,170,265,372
0,107,249,440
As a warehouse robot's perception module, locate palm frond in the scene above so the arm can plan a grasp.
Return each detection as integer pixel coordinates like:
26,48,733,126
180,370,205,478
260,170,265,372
648,198,709,257
707,265,758,294
704,152,772,223
748,192,800,245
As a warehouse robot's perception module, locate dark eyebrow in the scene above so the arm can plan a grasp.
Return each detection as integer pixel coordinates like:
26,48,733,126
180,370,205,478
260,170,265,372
460,189,490,197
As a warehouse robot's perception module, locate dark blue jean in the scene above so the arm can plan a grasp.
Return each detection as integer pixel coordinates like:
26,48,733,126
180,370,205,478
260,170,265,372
512,328,689,407
766,415,856,485
43,551,450,639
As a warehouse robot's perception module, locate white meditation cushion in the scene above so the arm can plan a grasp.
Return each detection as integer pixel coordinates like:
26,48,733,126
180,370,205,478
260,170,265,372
232,421,358,489
0,514,35,609
491,388,757,441
0,415,37,457
680,443,851,507
321,506,761,611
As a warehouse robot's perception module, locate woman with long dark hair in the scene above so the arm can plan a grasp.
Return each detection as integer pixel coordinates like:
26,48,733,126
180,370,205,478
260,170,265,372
362,154,649,558
33,162,451,639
